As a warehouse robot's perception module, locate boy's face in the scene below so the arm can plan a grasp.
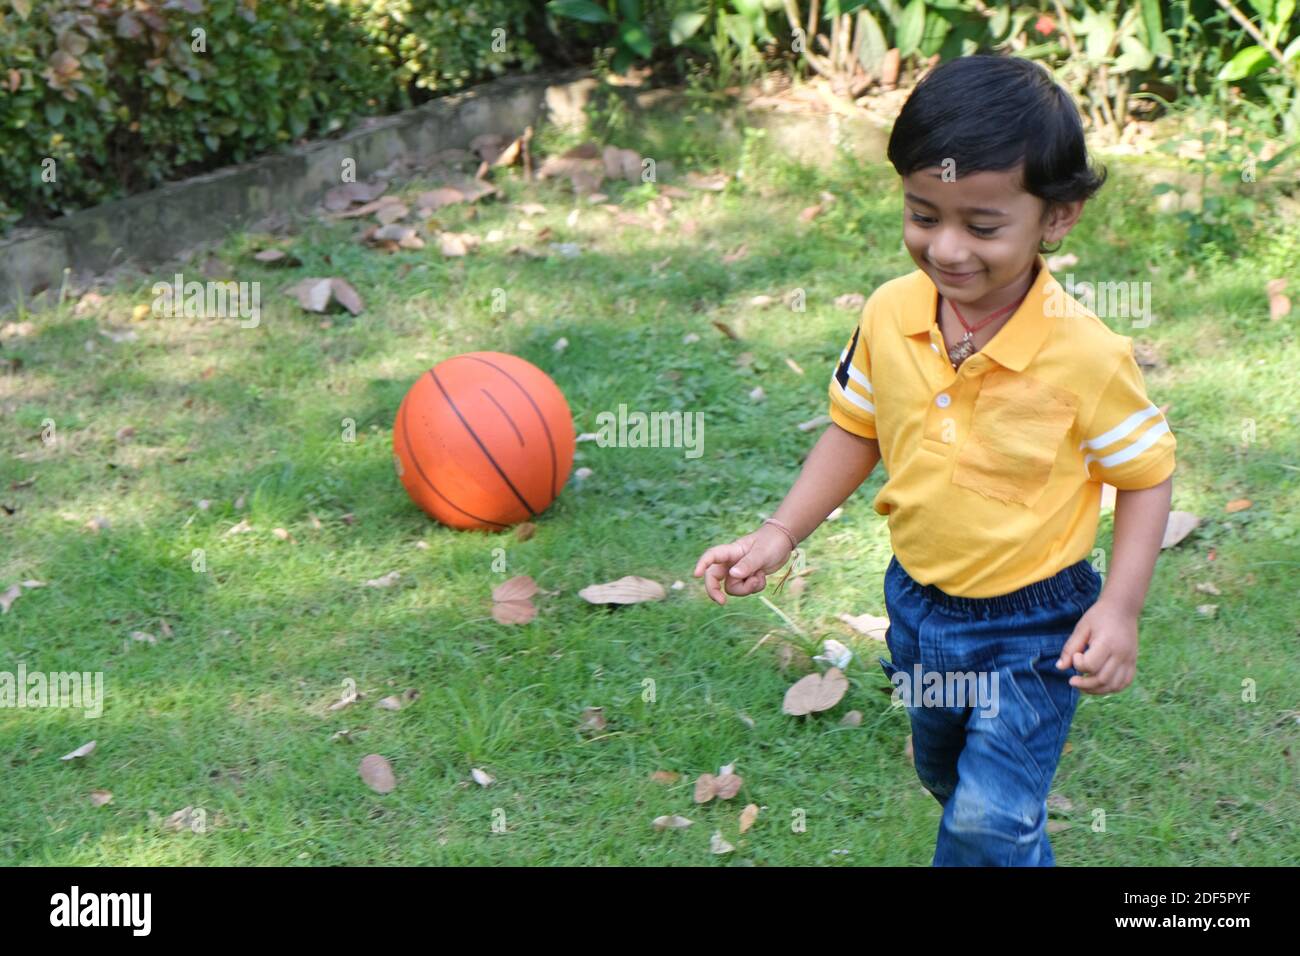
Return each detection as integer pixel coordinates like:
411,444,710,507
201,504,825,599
900,164,1082,307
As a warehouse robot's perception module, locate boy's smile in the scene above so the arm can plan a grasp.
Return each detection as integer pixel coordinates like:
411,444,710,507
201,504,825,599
901,165,1082,314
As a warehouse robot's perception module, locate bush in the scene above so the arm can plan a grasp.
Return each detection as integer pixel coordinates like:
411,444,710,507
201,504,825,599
0,0,542,232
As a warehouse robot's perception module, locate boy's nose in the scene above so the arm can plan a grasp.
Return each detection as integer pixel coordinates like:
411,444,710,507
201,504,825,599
928,229,969,267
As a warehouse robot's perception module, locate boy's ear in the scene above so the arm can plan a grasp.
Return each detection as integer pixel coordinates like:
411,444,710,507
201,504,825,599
1042,200,1085,244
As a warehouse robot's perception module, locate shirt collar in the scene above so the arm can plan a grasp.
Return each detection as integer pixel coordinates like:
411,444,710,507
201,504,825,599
901,253,1056,372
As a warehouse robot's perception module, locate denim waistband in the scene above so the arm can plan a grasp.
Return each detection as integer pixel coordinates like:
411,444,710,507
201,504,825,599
890,555,1097,617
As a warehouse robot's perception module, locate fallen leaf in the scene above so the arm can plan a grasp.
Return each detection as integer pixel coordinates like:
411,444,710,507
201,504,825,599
514,522,536,541
652,814,693,831
471,767,494,787
711,320,740,340
130,630,156,645
835,292,866,311
686,171,729,191
578,575,666,605
904,734,914,764
286,277,334,313
840,710,863,727
783,667,848,716
650,771,680,785
363,571,401,588
224,519,252,536
84,516,110,533
837,612,889,642
61,740,96,761
252,248,302,267
272,527,293,542
1160,511,1201,549
377,696,402,711
359,754,396,794
375,203,409,225
739,804,759,834
1225,498,1252,513
0,584,22,614
721,244,748,264
710,831,735,854
329,278,364,315
578,706,607,733
90,789,113,807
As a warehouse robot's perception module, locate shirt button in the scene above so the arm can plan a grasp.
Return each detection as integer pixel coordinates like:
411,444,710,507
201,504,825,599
936,393,951,408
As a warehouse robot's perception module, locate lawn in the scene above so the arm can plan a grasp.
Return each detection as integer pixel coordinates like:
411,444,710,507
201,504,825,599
1,109,1297,865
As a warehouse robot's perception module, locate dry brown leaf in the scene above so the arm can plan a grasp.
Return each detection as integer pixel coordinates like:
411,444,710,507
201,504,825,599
514,522,537,541
694,773,718,803
61,740,96,761
838,612,889,642
323,180,388,212
686,171,729,191
578,575,666,605
377,696,402,711
272,527,293,542
286,277,334,313
363,571,401,588
517,202,547,216
90,789,113,807
711,320,740,340
602,145,642,183
577,706,606,733
710,831,735,854
721,244,748,264
1160,511,1201,549
0,585,22,614
359,754,396,794
739,803,759,834
492,575,539,603
840,710,863,727
714,772,743,799
652,814,693,831
649,770,680,785
252,248,301,267
491,600,537,625
783,667,848,716
439,233,475,257
1225,498,1252,513
330,279,364,315
375,203,409,225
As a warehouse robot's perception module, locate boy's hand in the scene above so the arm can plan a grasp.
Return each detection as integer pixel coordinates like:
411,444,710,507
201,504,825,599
1056,598,1139,695
692,526,794,606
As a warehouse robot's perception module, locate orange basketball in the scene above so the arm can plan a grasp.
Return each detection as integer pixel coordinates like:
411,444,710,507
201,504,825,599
392,351,576,530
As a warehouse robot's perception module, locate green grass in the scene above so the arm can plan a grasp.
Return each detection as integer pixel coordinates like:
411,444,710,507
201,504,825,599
2,111,1297,866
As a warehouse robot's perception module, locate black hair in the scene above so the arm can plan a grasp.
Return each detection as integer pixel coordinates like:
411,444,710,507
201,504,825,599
886,54,1107,254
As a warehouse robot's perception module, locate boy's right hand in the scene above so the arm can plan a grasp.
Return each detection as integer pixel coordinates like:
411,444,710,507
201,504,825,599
692,526,794,605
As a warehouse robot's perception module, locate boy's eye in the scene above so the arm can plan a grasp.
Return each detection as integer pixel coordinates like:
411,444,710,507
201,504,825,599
908,212,999,237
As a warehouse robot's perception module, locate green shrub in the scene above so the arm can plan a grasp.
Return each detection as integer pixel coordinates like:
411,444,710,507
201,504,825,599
0,0,541,232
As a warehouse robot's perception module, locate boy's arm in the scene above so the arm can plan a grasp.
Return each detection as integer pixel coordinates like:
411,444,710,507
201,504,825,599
1100,477,1174,615
1056,475,1173,693
770,422,882,544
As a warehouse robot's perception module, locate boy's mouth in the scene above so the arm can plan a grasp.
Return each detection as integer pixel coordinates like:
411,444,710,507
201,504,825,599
933,265,981,285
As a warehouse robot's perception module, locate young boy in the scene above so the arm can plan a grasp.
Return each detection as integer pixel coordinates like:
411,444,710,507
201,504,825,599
692,55,1176,866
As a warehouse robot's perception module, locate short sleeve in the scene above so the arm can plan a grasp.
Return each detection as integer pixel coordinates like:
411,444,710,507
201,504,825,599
827,304,877,439
1079,342,1176,490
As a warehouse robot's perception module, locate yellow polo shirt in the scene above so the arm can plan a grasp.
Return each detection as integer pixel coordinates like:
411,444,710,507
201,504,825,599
827,254,1176,598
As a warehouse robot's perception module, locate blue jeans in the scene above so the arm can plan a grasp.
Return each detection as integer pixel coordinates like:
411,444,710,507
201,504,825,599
878,554,1103,867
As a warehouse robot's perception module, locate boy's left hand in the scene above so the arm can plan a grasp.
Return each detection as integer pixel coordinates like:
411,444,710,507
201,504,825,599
1056,598,1139,695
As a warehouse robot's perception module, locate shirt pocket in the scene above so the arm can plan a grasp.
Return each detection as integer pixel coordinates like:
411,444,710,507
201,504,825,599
950,369,1080,507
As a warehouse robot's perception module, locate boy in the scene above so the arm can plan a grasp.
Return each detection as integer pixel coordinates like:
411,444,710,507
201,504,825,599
692,55,1176,866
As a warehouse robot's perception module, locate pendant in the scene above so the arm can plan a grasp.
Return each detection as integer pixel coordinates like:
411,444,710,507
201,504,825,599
947,333,976,368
